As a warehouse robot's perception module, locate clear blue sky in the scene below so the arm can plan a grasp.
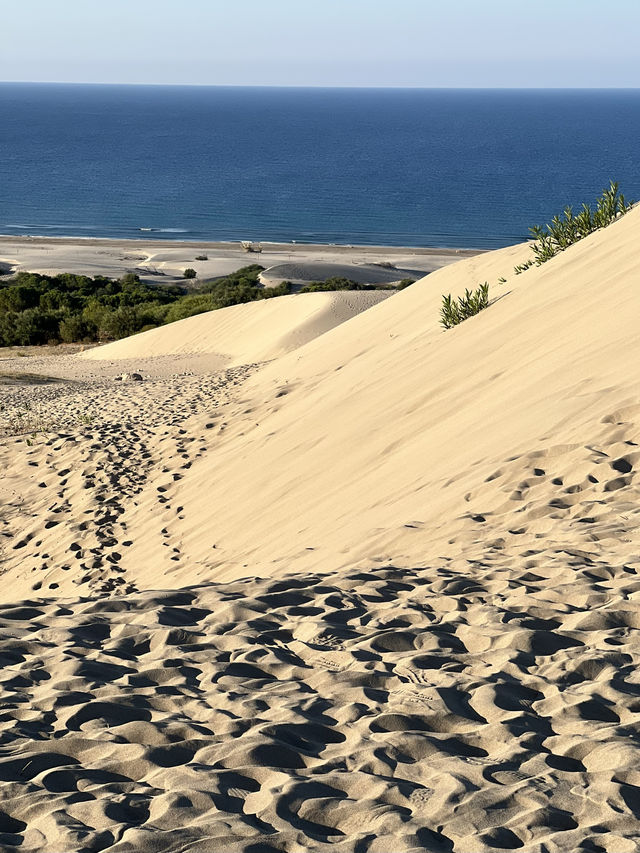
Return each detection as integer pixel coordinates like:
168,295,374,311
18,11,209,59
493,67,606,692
2,0,639,87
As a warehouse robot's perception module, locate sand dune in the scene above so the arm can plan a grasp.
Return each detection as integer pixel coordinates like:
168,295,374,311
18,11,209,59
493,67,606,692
258,261,423,288
1,210,640,851
117,212,640,583
81,290,390,366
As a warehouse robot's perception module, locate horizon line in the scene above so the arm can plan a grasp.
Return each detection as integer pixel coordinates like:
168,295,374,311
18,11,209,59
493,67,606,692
2,81,640,91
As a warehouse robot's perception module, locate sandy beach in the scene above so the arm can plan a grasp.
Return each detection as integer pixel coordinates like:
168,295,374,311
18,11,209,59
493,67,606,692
0,235,480,288
1,209,640,852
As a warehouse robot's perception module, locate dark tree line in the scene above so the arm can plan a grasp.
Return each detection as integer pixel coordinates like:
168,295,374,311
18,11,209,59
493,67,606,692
0,265,410,346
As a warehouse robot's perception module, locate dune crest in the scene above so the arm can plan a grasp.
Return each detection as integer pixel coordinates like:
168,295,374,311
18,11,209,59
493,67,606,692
81,290,390,366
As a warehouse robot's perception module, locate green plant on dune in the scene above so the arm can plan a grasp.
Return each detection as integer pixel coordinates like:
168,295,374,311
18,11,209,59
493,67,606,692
441,182,634,331
515,181,634,274
440,282,490,330
513,258,535,275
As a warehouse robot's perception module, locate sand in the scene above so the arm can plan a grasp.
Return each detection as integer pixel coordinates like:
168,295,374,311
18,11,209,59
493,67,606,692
81,290,392,364
0,235,479,288
1,212,640,851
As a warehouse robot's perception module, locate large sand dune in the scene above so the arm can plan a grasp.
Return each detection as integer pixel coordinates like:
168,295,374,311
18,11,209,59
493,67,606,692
128,211,640,583
1,212,640,851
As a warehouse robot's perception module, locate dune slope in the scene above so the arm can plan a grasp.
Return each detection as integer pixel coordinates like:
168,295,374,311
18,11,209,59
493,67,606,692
2,211,640,852
124,207,640,583
81,290,390,366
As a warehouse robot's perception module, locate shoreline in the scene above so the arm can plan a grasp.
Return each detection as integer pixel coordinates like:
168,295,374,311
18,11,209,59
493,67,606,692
0,233,486,256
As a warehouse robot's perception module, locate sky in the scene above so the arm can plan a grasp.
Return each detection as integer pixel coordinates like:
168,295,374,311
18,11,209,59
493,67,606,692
1,0,639,88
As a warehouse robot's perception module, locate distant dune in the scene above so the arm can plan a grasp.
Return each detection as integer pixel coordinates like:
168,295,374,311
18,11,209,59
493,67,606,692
2,208,640,852
258,260,423,287
81,289,391,366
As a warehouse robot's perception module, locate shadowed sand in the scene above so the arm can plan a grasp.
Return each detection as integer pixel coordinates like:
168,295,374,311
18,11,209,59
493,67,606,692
1,210,640,851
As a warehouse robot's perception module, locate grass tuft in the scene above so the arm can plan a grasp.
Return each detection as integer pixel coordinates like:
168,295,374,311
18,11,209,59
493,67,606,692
440,282,490,329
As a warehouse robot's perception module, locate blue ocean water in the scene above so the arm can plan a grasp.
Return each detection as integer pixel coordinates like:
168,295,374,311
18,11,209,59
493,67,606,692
0,84,638,249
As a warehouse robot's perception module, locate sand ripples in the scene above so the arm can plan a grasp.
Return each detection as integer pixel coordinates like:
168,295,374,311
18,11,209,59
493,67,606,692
1,551,639,851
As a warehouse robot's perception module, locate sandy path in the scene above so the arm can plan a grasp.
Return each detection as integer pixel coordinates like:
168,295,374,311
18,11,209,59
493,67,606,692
0,355,257,598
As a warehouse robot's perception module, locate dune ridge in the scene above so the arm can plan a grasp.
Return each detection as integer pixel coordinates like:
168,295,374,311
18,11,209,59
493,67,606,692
80,290,390,366
1,209,640,850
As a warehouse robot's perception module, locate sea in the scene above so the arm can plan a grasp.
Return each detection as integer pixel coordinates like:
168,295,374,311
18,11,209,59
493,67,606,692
1,84,639,249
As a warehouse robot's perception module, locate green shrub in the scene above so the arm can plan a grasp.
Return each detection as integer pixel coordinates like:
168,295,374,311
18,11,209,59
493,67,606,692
164,294,216,324
0,261,390,346
515,181,634,274
261,282,292,299
120,272,141,287
183,268,197,279
14,308,62,345
59,314,90,343
397,278,415,290
299,277,376,293
440,283,490,330
195,255,208,261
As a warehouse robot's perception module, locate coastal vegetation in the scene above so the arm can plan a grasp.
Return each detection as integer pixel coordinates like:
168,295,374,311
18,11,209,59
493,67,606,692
0,264,400,346
0,265,266,345
515,181,634,274
443,182,634,329
298,276,415,293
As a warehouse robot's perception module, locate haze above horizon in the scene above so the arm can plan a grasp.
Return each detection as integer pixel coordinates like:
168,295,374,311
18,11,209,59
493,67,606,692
2,0,639,88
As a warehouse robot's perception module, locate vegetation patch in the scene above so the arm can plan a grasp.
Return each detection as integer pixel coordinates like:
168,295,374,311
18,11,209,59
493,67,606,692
298,277,392,293
515,181,634,274
441,182,634,330
0,265,284,346
440,283,490,329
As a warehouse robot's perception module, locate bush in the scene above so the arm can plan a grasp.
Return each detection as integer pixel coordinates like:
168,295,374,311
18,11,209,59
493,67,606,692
515,181,634,274
440,283,489,330
164,294,216,324
99,306,140,340
59,315,90,343
299,277,375,293
195,255,208,261
14,308,62,345
183,268,197,279
397,278,415,290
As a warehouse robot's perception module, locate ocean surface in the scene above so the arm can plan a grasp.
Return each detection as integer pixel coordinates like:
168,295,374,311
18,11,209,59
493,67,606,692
1,84,639,249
